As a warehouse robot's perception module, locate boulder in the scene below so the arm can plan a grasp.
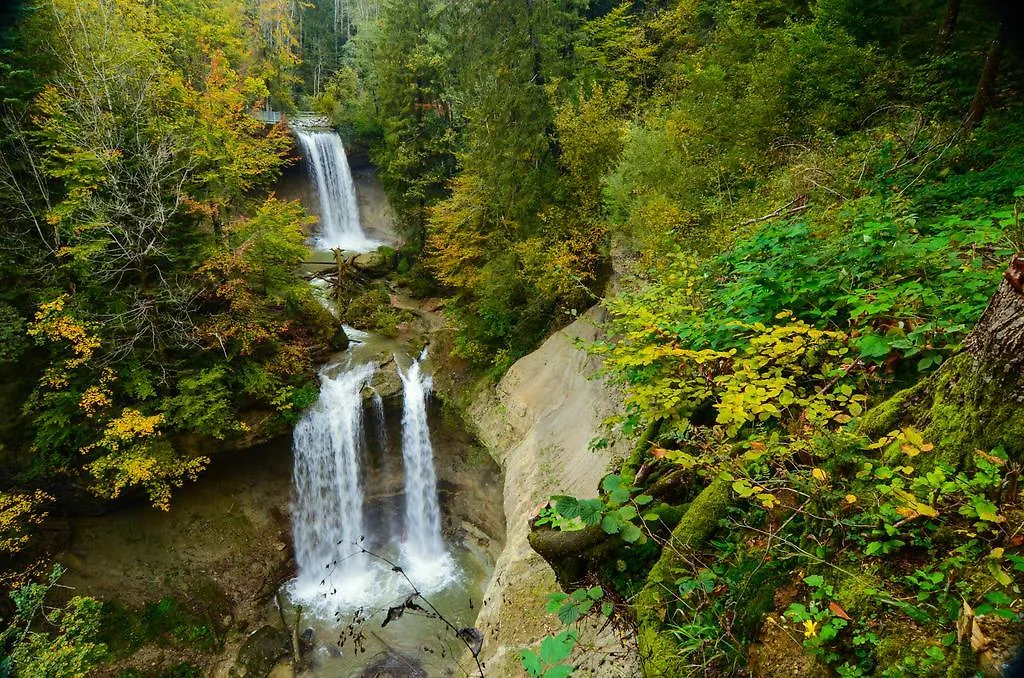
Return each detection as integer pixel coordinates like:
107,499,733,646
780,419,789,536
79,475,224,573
331,324,350,351
365,357,402,400
231,625,290,678
351,247,396,277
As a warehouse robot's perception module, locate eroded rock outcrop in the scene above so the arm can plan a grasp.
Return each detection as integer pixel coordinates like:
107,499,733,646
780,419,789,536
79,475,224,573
466,307,640,676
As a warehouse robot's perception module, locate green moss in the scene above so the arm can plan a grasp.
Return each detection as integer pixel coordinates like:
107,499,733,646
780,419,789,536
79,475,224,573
99,597,219,658
342,283,414,336
860,353,1024,468
633,478,731,677
833,568,883,616
919,353,1024,466
873,628,948,678
943,640,980,678
858,381,925,439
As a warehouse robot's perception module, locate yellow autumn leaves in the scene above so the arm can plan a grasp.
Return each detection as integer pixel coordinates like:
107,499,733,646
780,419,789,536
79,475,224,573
27,295,101,387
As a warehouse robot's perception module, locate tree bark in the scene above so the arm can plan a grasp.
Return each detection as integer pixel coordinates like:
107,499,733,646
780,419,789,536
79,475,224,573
965,254,1024,382
935,0,961,56
528,522,617,588
966,20,1007,128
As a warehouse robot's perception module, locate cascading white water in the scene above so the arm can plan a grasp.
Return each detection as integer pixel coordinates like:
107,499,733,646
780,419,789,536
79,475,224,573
289,360,378,611
397,352,455,586
289,355,456,616
294,129,379,252
371,390,389,454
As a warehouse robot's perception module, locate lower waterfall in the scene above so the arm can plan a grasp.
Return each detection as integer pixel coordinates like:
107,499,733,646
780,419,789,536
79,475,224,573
288,353,455,616
289,360,377,611
398,352,455,587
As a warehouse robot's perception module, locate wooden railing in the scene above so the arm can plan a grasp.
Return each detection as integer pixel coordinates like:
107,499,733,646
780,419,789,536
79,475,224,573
252,110,332,128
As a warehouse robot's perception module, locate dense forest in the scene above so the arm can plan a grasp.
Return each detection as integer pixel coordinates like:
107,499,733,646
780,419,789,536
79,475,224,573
2,0,1024,675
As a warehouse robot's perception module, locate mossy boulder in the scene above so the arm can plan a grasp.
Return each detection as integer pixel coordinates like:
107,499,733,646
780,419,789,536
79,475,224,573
342,284,413,336
351,246,396,277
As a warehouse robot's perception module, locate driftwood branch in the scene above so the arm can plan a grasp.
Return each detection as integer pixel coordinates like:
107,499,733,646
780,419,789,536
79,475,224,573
738,199,810,227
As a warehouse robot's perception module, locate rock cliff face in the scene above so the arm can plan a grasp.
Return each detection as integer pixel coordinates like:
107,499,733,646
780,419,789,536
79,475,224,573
466,307,640,676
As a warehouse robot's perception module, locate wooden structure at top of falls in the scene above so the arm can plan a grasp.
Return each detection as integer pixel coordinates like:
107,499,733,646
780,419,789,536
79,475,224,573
253,109,332,128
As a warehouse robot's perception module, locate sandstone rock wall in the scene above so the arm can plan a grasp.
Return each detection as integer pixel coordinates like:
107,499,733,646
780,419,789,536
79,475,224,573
466,306,640,676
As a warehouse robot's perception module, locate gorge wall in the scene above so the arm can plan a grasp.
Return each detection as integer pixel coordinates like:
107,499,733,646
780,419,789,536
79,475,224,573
465,306,640,676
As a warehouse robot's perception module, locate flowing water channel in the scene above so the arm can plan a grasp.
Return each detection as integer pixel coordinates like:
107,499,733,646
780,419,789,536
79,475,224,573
283,125,488,676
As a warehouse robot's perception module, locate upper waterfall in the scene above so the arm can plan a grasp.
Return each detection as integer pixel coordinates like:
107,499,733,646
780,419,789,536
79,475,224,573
294,129,379,252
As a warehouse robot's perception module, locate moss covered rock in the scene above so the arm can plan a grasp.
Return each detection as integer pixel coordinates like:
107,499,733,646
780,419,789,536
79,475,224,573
633,478,731,677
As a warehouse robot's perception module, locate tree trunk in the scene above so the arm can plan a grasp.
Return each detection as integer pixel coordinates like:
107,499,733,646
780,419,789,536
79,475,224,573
935,0,961,56
964,254,1024,381
524,0,544,86
528,522,616,588
966,20,1007,128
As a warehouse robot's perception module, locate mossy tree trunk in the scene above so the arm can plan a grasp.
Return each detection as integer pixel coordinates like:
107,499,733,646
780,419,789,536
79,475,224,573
964,254,1024,382
860,255,1024,467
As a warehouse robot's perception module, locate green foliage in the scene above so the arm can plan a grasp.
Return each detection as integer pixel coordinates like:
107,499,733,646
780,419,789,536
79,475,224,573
160,368,235,440
596,193,1015,440
0,0,331,525
520,629,577,678
707,208,1012,364
548,474,653,544
545,586,610,626
566,174,1022,676
0,566,107,678
0,303,27,364
355,0,459,244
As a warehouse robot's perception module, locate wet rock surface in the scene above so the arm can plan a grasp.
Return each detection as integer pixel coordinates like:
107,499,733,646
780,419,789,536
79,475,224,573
360,649,426,677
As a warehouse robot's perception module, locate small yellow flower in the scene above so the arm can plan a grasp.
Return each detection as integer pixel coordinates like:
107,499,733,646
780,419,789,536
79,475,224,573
803,620,818,638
